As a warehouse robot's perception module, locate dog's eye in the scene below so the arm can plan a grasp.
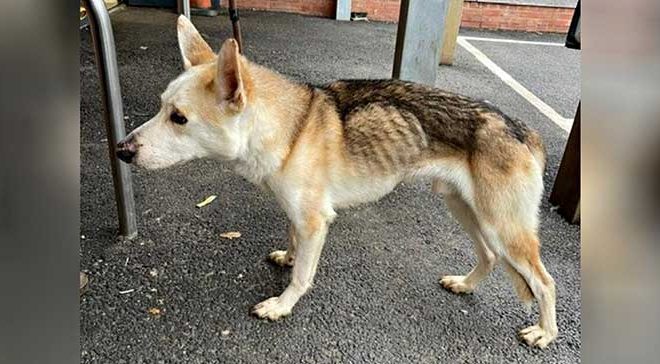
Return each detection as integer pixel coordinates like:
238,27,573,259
170,111,188,125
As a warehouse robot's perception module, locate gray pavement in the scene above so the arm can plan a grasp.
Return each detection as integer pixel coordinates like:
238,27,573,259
467,39,580,118
81,7,580,363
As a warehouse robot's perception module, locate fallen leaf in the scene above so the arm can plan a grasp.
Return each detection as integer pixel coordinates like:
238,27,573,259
148,307,161,316
139,46,148,50
79,272,89,294
220,231,241,240
221,330,230,336
196,195,217,208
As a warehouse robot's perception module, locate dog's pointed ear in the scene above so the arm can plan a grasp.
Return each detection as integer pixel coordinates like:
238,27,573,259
216,39,250,111
177,15,215,69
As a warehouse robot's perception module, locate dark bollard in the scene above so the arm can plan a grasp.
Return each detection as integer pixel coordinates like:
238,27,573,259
228,0,244,53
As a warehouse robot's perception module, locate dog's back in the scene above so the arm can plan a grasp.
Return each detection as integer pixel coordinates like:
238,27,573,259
318,79,545,177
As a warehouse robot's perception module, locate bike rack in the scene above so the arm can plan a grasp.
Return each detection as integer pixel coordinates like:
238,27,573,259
83,0,244,238
82,0,161,239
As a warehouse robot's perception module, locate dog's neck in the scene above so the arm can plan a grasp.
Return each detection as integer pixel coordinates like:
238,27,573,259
231,63,314,185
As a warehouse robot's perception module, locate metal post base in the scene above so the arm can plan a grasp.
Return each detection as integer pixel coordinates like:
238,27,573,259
177,0,191,19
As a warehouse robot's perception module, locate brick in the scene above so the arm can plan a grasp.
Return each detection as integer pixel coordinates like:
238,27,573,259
483,9,503,17
465,13,482,21
228,0,570,33
461,21,481,28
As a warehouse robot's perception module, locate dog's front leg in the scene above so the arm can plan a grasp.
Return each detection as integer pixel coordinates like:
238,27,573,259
252,213,329,320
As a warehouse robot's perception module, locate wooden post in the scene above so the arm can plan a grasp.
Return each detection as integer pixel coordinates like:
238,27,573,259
550,103,580,224
550,4,580,224
393,0,450,85
440,0,464,65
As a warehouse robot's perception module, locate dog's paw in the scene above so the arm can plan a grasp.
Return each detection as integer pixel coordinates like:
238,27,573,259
268,250,294,267
440,275,475,294
519,325,557,348
251,297,292,320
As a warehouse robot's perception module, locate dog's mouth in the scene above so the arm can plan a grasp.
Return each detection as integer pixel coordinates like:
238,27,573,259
131,154,194,171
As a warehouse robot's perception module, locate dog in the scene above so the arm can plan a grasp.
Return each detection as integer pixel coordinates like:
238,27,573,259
116,16,558,348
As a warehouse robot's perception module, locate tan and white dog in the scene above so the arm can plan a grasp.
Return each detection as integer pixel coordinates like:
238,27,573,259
116,16,558,348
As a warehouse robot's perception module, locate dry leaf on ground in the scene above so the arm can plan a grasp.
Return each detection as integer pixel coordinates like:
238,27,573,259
220,231,241,240
195,195,217,208
79,272,89,296
148,307,161,316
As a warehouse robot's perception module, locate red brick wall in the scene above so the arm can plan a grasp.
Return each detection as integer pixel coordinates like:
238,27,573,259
351,0,401,22
230,0,335,17
227,0,574,33
462,1,574,33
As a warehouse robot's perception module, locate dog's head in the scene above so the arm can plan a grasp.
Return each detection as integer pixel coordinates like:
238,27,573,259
116,16,252,169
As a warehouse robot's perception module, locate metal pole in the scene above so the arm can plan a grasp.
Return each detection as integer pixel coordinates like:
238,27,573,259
82,0,138,239
227,0,243,52
178,0,191,19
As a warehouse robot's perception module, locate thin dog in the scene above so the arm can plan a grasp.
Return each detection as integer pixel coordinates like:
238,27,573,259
116,16,558,348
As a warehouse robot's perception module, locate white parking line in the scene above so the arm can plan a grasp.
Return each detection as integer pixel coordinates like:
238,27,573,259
457,37,572,132
459,36,564,47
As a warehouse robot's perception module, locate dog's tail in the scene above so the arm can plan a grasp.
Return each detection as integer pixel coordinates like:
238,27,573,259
503,261,535,307
525,129,546,172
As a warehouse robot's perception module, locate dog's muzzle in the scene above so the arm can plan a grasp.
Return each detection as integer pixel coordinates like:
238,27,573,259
116,136,137,164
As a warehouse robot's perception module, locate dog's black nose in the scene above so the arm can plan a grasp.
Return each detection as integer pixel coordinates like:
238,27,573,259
116,138,137,164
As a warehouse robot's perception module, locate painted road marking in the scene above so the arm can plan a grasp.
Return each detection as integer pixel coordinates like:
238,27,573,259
457,37,572,132
459,36,564,47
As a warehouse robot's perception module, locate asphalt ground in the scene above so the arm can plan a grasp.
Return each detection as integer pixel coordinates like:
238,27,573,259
466,38,580,118
80,7,581,363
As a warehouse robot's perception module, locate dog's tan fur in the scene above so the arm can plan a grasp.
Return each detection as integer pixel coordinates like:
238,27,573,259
117,16,558,348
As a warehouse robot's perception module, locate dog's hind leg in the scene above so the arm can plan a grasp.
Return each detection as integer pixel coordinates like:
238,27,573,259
268,224,297,267
469,157,557,348
486,225,557,348
439,189,497,294
503,229,557,348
